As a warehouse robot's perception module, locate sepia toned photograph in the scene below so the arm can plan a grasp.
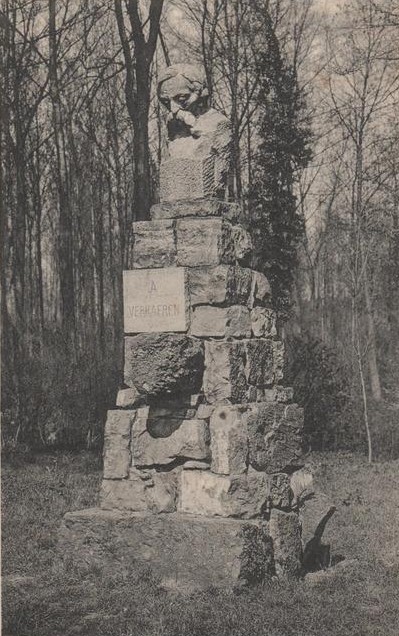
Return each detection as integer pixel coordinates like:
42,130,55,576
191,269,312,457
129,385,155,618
1,1,398,635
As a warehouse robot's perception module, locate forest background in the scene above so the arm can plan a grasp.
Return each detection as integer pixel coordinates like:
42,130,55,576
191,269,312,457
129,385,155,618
2,0,399,462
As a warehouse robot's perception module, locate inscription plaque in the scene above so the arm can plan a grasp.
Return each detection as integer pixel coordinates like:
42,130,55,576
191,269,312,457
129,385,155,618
123,268,187,333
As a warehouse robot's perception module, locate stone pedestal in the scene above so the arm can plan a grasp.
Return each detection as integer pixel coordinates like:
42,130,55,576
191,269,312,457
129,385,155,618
58,510,282,592
58,173,316,590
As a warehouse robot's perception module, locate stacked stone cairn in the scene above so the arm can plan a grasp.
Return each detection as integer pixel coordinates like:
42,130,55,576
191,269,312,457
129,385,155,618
59,64,333,592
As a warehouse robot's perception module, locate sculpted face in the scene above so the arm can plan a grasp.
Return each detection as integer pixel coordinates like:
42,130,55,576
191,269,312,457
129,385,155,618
159,75,201,115
158,64,208,119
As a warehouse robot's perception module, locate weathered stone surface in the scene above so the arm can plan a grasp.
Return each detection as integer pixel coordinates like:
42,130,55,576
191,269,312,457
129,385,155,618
132,412,210,467
251,307,277,338
131,220,176,268
101,466,180,514
151,199,241,222
103,409,134,437
249,271,272,308
180,470,283,518
189,265,252,306
58,509,274,592
190,305,251,338
232,225,252,263
116,387,142,408
183,460,210,469
209,405,248,474
103,410,134,479
123,268,188,333
273,341,285,383
176,218,235,267
276,386,294,403
203,340,247,404
146,470,180,513
226,306,252,338
247,403,304,473
245,340,274,387
268,472,294,510
260,386,294,403
269,509,302,577
246,467,293,511
124,334,204,396
190,306,227,337
103,448,131,480
100,479,148,512
196,404,214,419
160,156,218,202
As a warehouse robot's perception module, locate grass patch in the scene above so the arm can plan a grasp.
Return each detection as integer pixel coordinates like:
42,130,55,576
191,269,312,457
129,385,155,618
2,450,101,576
3,451,399,636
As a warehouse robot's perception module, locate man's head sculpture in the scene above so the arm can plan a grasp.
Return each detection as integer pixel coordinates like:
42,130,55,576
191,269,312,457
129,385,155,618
157,63,231,199
157,64,209,118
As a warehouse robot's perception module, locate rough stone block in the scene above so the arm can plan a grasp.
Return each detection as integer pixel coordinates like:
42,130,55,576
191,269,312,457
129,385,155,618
269,509,303,577
251,307,277,338
190,305,251,338
249,271,272,308
131,220,176,268
103,448,131,480
124,334,204,397
260,386,294,403
179,470,282,518
273,341,285,383
276,386,294,403
209,405,248,474
196,404,214,419
232,225,252,263
247,403,304,473
58,509,274,592
151,199,241,222
100,478,148,512
176,218,235,267
132,413,210,467
245,340,274,387
183,460,210,470
100,466,180,514
226,306,252,338
203,340,247,404
190,306,227,337
145,470,180,513
104,409,134,437
116,387,142,408
160,156,216,202
189,265,252,306
103,410,134,479
268,472,294,510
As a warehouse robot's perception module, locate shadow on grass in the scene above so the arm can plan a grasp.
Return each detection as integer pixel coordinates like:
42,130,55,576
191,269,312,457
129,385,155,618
2,450,399,636
4,558,399,636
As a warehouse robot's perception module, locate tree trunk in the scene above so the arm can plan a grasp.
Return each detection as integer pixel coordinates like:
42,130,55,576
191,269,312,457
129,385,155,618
49,0,75,341
131,91,152,220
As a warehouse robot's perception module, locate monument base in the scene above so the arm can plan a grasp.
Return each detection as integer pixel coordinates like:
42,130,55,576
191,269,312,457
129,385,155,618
58,508,281,592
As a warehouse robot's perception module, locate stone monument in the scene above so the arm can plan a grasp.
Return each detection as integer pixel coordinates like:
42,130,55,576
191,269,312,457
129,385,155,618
58,64,334,591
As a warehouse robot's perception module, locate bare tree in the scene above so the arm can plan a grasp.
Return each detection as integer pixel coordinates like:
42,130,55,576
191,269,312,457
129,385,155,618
114,0,164,220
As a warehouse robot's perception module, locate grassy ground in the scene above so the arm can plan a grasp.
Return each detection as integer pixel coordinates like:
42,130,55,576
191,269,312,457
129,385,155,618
2,450,399,636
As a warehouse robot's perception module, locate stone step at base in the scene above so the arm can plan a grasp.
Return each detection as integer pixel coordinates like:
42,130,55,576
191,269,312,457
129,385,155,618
57,508,302,592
